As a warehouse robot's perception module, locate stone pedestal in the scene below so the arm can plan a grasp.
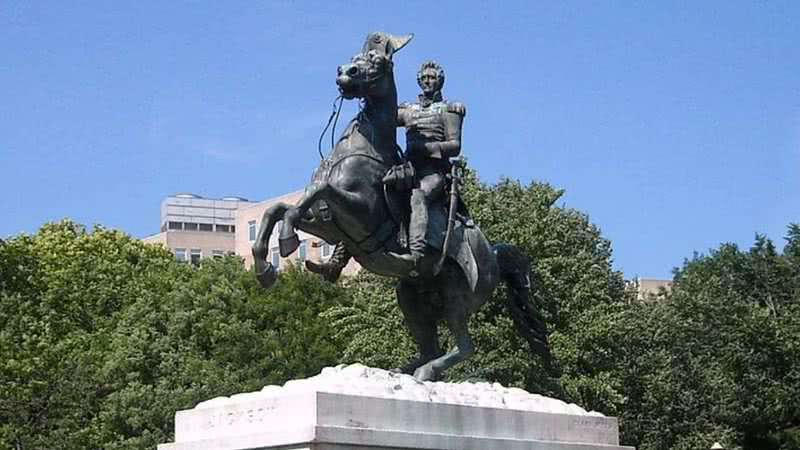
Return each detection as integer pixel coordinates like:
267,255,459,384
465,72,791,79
158,365,634,450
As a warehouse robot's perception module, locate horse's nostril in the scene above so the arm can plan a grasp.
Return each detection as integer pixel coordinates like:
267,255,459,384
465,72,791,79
347,66,358,76
337,66,343,76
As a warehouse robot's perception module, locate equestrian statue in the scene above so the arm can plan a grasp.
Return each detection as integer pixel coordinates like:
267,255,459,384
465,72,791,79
251,31,552,381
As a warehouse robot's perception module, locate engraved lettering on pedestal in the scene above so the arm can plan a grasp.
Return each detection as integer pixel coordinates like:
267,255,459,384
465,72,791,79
346,419,369,429
206,405,272,429
227,409,242,426
573,417,614,430
206,411,223,429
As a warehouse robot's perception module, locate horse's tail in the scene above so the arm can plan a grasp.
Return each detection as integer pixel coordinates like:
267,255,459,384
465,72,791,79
494,243,553,370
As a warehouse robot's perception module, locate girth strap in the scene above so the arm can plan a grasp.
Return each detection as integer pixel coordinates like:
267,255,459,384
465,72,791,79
337,217,397,257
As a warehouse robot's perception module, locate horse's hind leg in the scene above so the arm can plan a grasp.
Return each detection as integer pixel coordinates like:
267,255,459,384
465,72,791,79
395,281,442,374
414,288,475,381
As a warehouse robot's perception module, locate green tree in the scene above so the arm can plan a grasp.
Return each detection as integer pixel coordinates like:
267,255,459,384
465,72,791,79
5,209,797,450
0,221,176,448
320,165,800,450
0,221,349,449
324,170,631,407
617,228,800,450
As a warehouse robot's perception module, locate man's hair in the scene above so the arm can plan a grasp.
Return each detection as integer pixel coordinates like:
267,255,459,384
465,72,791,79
417,60,445,88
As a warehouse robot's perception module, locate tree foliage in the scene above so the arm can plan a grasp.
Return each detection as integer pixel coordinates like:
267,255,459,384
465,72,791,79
0,221,348,449
323,169,800,450
2,195,799,450
616,230,800,450
325,169,631,405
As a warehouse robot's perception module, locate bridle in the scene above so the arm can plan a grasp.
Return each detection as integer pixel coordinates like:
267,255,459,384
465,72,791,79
318,52,391,160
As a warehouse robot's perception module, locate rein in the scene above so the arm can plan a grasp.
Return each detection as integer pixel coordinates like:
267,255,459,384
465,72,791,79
315,68,383,161
318,95,344,160
308,54,400,257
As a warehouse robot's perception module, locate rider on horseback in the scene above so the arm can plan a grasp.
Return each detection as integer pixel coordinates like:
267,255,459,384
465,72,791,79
307,60,465,281
390,60,465,276
261,33,552,380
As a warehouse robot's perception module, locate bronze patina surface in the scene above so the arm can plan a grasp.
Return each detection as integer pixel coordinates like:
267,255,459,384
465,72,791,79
252,32,551,381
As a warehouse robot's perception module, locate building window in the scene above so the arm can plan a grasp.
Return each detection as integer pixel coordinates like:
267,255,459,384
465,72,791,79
321,242,333,258
298,240,307,261
190,248,202,265
175,248,187,262
184,223,199,232
168,221,182,231
212,249,224,258
216,224,229,233
199,223,213,232
230,225,235,233
248,220,257,241
270,246,280,269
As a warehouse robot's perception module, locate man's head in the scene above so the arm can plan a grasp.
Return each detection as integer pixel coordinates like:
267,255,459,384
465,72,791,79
417,60,445,96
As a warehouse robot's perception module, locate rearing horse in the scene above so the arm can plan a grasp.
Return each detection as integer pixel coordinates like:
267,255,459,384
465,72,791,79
252,32,551,381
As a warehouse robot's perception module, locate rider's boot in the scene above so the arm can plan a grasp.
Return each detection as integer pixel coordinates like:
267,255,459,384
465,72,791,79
390,190,428,278
306,242,350,282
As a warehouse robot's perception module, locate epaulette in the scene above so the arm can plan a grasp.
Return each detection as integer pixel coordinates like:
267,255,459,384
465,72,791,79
398,101,414,109
447,101,466,116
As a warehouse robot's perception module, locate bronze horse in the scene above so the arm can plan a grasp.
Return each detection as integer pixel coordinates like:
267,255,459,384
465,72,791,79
252,32,551,381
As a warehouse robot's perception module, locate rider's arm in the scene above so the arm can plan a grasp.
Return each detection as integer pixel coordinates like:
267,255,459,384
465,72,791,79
424,102,465,159
396,103,411,128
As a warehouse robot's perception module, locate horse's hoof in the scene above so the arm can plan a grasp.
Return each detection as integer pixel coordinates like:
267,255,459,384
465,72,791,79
279,234,300,257
413,364,438,382
256,264,278,289
305,260,344,283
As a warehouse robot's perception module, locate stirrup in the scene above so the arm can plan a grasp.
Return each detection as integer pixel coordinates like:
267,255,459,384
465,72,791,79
390,251,422,278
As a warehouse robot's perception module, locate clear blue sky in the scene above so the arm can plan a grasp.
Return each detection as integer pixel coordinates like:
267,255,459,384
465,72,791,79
1,1,798,279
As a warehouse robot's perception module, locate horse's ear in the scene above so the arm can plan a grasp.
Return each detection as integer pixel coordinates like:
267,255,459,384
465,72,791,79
363,32,414,60
387,33,413,57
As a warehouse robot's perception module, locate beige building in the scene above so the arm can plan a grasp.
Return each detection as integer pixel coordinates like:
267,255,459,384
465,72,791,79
631,277,673,301
143,191,359,275
142,193,253,263
145,193,668,289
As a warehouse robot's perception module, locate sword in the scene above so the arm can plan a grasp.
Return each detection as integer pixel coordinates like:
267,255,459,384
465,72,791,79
433,157,464,276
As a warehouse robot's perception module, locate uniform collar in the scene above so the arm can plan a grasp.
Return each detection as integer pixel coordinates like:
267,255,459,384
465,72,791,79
418,91,443,107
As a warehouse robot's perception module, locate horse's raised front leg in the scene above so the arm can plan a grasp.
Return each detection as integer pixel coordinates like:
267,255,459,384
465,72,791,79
279,181,365,257
252,202,292,289
279,182,329,257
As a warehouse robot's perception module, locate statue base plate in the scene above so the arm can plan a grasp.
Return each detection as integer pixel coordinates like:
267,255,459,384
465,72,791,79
158,365,633,450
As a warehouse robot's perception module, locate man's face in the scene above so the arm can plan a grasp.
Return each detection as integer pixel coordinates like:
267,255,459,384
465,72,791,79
418,69,440,96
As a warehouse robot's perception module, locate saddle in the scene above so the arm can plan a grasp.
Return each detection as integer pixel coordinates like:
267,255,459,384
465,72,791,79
383,164,480,290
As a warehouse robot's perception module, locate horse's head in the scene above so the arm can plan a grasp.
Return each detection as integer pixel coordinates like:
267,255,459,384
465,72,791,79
337,32,413,100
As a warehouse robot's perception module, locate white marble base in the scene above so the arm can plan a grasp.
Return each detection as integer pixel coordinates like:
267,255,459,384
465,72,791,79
158,365,633,450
